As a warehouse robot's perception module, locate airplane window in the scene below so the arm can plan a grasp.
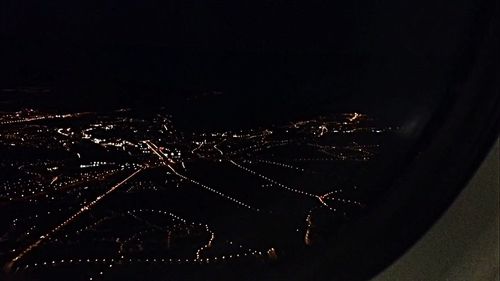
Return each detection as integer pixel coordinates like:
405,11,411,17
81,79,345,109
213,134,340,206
0,1,498,280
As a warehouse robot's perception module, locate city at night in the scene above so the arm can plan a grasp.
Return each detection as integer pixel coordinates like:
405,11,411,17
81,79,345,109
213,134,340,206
0,103,398,280
1,1,498,280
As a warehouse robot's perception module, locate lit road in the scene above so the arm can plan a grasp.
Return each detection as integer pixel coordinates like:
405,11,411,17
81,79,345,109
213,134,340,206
4,167,145,272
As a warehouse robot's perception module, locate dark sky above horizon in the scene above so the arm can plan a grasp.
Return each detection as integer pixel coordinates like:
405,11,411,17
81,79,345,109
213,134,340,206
0,0,491,121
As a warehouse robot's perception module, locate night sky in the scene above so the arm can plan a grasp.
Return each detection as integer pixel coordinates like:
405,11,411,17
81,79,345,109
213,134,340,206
0,0,491,120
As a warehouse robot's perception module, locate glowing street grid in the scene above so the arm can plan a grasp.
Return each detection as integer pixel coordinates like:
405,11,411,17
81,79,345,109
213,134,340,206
0,109,392,280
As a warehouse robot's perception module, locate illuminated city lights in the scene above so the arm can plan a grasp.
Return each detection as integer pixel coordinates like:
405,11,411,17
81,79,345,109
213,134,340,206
0,108,394,280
